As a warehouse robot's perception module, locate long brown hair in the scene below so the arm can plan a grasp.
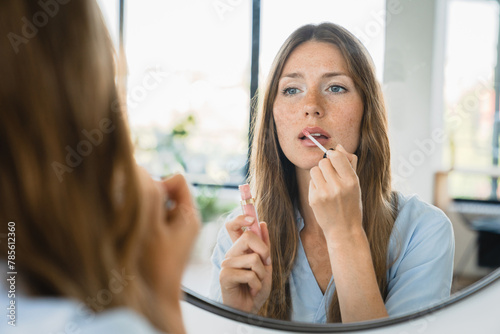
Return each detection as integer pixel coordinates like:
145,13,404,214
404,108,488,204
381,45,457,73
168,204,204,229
250,23,398,322
0,0,167,331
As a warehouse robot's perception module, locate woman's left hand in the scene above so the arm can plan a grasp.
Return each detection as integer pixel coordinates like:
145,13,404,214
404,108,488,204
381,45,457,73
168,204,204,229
308,144,363,238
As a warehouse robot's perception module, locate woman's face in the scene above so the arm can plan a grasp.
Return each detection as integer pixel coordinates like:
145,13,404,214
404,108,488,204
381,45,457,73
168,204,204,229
273,41,364,171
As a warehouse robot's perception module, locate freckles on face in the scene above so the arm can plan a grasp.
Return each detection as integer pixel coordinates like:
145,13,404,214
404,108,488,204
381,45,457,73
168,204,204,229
272,41,364,170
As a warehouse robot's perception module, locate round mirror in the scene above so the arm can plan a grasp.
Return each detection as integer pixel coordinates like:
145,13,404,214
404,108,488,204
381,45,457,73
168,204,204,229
105,0,500,329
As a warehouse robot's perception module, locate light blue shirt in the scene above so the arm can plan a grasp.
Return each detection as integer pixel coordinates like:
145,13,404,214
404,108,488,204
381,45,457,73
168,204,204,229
0,282,163,334
208,193,455,323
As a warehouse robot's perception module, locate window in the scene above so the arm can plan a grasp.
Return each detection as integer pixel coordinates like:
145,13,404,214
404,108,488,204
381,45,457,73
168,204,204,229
96,0,120,47
124,0,251,187
443,0,500,200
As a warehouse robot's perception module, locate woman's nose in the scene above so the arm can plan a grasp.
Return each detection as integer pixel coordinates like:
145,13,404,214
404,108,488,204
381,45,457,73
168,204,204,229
303,90,324,117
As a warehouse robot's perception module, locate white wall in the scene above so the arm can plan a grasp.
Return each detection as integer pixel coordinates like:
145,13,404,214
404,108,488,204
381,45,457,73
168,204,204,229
383,0,448,203
383,0,493,278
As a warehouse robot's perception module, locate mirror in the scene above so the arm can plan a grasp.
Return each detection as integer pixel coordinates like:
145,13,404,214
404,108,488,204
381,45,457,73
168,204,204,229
101,0,500,326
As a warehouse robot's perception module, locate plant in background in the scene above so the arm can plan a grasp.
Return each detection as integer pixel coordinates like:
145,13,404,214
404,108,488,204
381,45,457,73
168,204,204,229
133,114,239,221
195,186,237,223
159,114,196,171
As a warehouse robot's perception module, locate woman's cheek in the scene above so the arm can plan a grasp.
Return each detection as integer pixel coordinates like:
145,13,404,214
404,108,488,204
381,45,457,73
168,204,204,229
274,114,293,148
272,110,285,136
274,106,299,129
272,107,286,125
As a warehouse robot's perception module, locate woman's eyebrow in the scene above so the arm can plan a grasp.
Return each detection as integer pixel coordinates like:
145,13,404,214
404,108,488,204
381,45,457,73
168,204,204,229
280,72,350,79
281,72,303,79
321,72,350,79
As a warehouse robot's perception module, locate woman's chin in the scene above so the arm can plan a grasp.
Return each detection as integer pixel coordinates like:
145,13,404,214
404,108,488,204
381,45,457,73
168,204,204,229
290,157,324,171
282,147,325,170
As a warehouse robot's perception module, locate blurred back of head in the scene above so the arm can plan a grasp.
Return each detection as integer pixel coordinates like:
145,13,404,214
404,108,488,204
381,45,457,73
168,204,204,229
0,0,165,330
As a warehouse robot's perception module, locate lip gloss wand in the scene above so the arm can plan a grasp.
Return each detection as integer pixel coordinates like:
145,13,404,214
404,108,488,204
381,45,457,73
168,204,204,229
302,129,331,158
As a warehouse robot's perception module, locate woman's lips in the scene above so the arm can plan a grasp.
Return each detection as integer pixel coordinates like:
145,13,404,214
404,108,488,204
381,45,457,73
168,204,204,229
299,127,331,149
300,136,330,147
299,127,331,139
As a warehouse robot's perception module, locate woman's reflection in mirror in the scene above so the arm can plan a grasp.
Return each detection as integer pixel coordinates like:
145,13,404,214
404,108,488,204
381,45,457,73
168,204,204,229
209,22,454,324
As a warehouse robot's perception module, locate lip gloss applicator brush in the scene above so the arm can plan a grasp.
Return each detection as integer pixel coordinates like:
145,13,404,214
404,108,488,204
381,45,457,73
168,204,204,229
302,129,332,158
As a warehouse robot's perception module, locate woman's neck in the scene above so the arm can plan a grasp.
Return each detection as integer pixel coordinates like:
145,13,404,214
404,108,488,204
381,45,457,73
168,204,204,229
295,167,324,236
160,297,185,334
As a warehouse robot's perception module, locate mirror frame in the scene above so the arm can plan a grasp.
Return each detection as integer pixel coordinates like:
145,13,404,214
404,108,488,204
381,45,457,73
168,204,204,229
182,267,500,332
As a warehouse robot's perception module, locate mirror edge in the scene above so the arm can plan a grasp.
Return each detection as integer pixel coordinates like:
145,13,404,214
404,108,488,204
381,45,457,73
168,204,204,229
181,267,500,333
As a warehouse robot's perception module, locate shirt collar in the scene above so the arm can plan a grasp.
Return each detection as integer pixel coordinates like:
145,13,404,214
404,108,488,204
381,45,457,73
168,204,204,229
295,207,305,232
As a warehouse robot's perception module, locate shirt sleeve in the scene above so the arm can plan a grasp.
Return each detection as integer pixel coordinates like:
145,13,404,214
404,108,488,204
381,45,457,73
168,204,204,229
207,214,235,303
385,197,455,317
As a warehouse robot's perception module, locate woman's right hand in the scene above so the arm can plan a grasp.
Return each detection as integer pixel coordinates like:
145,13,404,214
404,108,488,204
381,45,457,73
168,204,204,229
219,215,272,314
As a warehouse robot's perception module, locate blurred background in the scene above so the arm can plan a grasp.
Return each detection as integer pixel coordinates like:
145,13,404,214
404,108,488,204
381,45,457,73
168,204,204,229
97,0,500,302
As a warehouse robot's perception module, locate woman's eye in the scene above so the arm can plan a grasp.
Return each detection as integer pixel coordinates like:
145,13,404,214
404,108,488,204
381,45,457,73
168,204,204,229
283,87,299,95
328,85,346,93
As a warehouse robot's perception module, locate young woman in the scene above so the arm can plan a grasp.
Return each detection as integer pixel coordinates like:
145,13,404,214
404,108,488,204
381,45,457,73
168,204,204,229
0,1,199,333
209,23,454,323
